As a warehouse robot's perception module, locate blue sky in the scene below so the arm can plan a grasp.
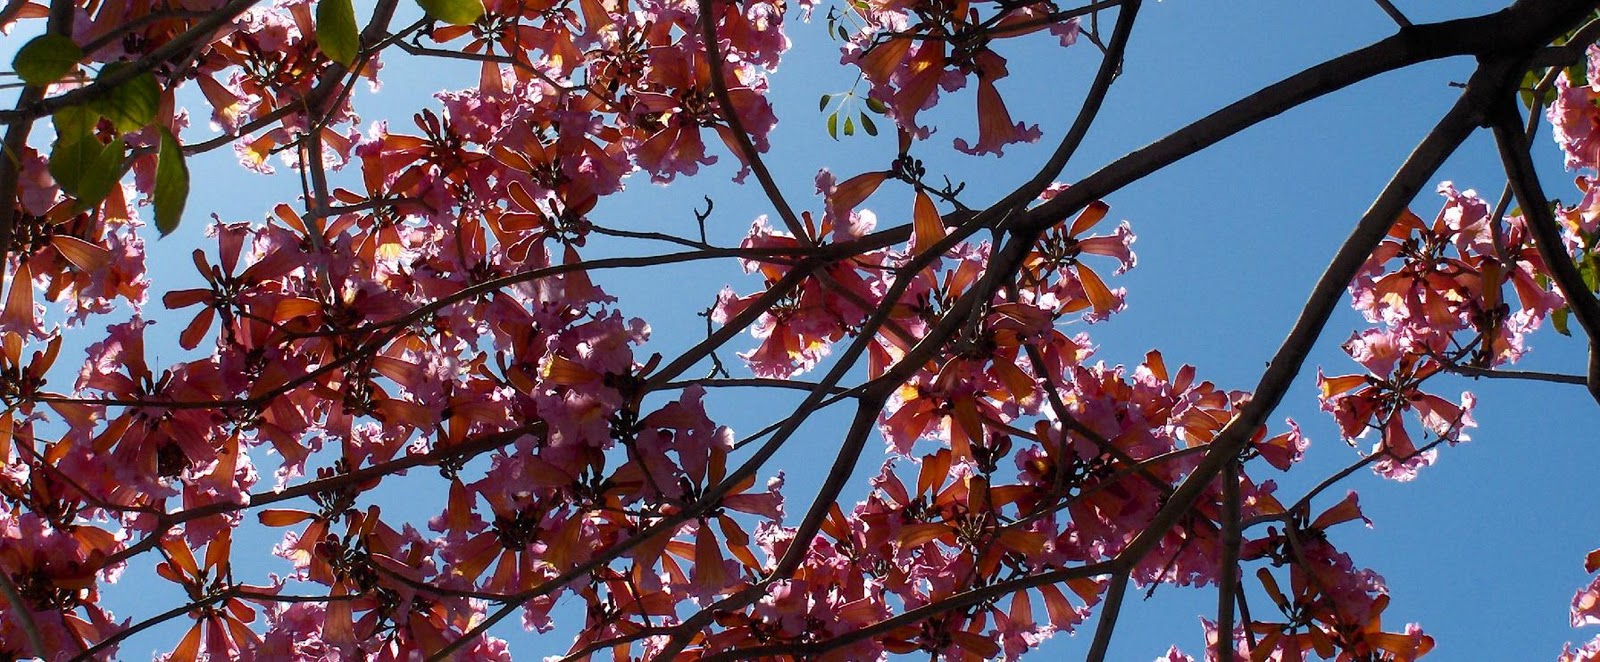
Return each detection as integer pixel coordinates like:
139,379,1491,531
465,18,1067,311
8,0,1600,659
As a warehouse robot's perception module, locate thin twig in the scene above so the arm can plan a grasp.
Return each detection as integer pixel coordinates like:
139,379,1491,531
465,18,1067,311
1242,436,1451,530
1445,363,1588,384
102,422,542,568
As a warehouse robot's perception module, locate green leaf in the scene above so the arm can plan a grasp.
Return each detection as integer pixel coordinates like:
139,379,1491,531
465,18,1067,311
865,97,889,114
89,64,160,133
843,116,855,136
1554,306,1572,336
827,112,838,140
48,135,93,194
49,105,113,201
860,112,878,136
154,127,189,236
82,136,124,208
1583,254,1600,293
51,135,123,210
415,0,483,25
52,105,98,140
317,0,361,67
818,94,831,113
13,34,82,86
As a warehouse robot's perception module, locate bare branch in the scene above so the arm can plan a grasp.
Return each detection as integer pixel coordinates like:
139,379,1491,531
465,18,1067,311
1214,459,1242,658
1372,0,1413,27
1085,571,1130,662
1444,363,1589,384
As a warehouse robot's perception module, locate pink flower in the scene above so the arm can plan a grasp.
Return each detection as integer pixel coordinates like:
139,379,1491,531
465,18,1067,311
1563,635,1600,662
1549,51,1600,171
1574,575,1600,627
953,52,1041,157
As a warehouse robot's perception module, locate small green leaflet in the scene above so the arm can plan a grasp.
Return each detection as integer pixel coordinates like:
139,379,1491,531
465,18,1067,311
860,112,878,136
1555,307,1572,336
415,0,484,26
154,127,189,236
317,0,361,67
89,63,160,133
13,34,82,86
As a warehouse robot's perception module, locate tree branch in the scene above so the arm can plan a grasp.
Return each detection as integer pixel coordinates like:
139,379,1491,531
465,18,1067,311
1085,570,1129,662
696,0,809,243
1444,363,1589,384
1489,96,1600,405
1214,459,1242,658
1372,0,1413,28
1106,47,1539,595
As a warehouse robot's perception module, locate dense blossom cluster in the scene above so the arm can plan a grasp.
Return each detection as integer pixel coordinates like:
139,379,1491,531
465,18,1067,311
0,0,1597,659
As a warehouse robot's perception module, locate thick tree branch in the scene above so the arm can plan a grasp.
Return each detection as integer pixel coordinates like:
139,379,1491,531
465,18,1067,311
1107,49,1542,594
1084,570,1130,662
1489,97,1600,405
1025,0,1600,230
1214,459,1242,658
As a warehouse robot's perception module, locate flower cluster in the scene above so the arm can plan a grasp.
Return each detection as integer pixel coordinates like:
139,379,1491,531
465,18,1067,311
1317,183,1564,481
1,0,1595,659
838,0,1080,154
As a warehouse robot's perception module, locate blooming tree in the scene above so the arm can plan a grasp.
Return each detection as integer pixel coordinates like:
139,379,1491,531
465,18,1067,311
1,0,1600,659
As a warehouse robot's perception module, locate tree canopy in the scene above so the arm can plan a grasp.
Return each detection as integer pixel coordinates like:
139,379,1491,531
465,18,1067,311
3,0,1600,659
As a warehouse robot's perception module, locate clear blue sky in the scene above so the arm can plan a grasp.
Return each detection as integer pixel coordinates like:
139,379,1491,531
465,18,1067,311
8,0,1600,659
